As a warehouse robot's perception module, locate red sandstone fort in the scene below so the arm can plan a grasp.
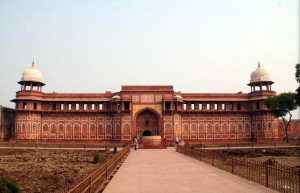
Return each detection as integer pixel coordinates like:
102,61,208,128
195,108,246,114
0,62,299,143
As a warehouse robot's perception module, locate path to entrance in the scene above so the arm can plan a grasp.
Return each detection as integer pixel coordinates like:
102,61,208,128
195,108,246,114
103,147,277,193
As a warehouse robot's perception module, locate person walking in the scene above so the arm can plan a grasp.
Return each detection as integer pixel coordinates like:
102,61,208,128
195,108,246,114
175,135,179,146
133,136,138,151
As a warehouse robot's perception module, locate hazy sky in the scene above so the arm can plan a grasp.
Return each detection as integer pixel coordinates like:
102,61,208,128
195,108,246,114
0,0,299,117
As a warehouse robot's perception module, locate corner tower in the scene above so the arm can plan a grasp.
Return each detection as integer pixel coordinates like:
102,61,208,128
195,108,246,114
12,62,45,140
248,63,277,141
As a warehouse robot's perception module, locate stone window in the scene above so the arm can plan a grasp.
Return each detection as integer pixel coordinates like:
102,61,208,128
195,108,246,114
198,103,202,110
237,103,242,110
214,104,218,110
183,103,187,110
145,120,149,125
256,103,260,110
84,104,87,111
222,104,226,110
68,104,72,110
124,102,130,110
33,103,37,110
206,103,210,110
60,104,64,110
23,102,27,109
91,104,95,110
191,104,194,110
230,103,234,110
52,104,56,110
76,104,79,110
165,102,171,110
99,104,103,110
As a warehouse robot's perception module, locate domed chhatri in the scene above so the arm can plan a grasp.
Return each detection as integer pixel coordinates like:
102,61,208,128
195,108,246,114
17,61,45,92
248,62,274,92
250,62,272,83
21,61,44,83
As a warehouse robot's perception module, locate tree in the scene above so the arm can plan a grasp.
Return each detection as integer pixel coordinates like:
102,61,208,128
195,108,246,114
295,64,300,105
264,92,297,143
295,63,300,83
296,87,300,106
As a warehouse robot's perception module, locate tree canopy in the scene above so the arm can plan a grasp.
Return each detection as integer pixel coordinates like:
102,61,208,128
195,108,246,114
295,64,300,106
265,93,297,117
265,92,297,142
295,63,300,83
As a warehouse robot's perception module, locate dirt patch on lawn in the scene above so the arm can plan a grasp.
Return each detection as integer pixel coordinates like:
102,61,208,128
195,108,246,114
0,149,110,193
213,148,300,167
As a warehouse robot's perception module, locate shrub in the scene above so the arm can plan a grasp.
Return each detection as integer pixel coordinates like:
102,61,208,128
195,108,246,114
93,153,100,164
191,145,195,150
0,176,20,193
263,158,278,166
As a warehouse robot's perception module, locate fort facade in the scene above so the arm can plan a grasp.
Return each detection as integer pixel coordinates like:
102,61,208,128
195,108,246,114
10,62,300,143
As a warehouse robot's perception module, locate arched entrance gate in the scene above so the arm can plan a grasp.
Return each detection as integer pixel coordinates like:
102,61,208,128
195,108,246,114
136,110,159,137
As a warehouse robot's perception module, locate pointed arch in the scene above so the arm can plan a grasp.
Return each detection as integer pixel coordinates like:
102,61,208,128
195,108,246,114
198,123,205,133
237,123,243,133
32,122,36,133
214,123,220,133
182,123,189,134
229,123,236,133
114,123,120,134
73,124,80,134
97,124,104,134
190,123,197,134
26,122,31,133
221,123,228,133
122,123,131,133
206,123,213,133
58,123,64,134
245,123,251,133
42,124,49,133
50,123,57,134
105,124,112,134
90,124,96,134
164,123,172,133
174,123,180,133
82,124,88,134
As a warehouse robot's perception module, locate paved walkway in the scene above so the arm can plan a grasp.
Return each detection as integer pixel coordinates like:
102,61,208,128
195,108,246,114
103,147,277,193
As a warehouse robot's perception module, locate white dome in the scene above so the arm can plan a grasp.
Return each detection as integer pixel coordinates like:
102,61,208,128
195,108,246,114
21,62,43,83
250,63,272,83
112,95,121,100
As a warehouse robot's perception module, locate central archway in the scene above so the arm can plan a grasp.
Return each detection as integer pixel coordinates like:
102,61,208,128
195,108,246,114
143,130,152,136
136,109,159,136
